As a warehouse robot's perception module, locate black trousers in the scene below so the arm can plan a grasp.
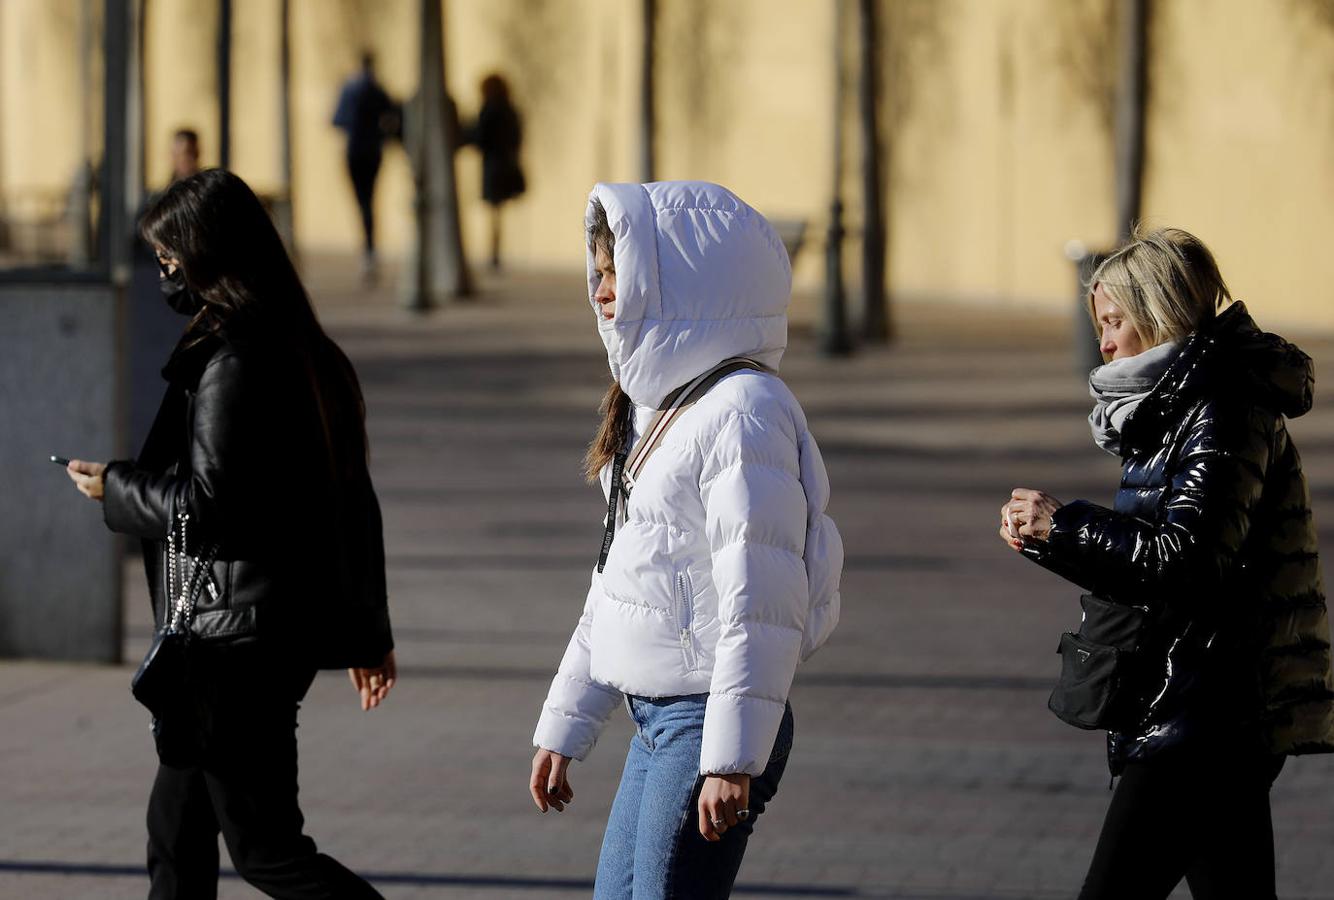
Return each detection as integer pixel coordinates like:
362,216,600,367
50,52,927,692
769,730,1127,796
347,152,382,253
1078,743,1285,900
146,647,382,900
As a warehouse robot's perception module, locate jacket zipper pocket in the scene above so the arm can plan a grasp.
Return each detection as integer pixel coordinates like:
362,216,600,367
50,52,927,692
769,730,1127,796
675,571,697,671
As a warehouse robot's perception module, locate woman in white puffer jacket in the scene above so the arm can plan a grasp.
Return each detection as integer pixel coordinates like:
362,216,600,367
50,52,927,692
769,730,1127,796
529,181,843,899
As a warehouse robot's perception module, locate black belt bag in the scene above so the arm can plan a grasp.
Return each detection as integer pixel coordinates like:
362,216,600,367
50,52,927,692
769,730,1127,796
1049,593,1149,731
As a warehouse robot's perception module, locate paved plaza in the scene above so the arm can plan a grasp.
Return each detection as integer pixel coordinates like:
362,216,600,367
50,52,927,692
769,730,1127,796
2,263,1332,899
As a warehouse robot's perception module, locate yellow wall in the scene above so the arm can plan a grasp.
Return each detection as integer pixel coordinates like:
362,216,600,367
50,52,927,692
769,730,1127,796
4,0,1333,330
447,0,641,270
142,1,218,183
0,0,103,196
894,0,1117,307
1142,0,1334,329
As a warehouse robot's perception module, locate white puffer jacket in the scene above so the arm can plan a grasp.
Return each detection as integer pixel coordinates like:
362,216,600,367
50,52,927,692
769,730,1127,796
533,181,843,776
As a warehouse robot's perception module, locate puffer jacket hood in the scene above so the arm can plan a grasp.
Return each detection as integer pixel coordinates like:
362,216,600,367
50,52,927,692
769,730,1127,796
585,181,791,408
1214,303,1314,420
1123,303,1313,456
535,182,842,777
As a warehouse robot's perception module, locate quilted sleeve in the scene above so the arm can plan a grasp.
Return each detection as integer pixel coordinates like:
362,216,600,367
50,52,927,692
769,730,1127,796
797,428,843,660
532,568,623,760
698,409,810,776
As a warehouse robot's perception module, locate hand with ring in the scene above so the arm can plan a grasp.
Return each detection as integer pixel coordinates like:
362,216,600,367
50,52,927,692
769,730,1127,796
698,773,750,841
998,488,1063,550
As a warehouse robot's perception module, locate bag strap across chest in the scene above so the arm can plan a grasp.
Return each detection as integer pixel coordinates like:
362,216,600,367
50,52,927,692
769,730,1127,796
596,357,767,573
623,357,767,493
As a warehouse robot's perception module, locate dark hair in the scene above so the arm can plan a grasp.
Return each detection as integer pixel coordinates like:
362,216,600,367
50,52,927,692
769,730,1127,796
587,198,614,262
139,168,368,478
173,128,199,146
481,74,511,104
360,51,375,71
583,199,632,482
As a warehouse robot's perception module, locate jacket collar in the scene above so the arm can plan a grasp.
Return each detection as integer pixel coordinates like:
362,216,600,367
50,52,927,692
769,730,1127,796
161,329,223,389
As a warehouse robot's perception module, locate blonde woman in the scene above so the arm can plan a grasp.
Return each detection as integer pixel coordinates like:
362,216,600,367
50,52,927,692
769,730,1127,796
529,182,842,899
1000,228,1334,899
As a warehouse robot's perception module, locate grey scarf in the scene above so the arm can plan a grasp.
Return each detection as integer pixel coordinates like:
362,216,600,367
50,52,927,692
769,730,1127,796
1088,339,1184,455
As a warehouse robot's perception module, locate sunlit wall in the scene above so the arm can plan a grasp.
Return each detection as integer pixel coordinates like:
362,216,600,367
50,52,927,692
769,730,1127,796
2,0,1331,328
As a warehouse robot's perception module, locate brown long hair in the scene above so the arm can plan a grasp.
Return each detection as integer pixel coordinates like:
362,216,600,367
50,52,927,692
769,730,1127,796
583,199,633,482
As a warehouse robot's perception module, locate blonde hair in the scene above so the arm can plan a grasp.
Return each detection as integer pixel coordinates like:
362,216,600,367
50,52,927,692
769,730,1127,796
1088,227,1232,346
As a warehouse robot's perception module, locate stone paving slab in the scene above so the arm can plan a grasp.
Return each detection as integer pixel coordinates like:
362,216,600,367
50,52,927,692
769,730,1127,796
3,262,1333,898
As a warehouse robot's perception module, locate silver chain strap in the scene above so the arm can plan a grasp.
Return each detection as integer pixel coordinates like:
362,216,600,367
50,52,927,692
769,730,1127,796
165,510,218,634
166,511,190,632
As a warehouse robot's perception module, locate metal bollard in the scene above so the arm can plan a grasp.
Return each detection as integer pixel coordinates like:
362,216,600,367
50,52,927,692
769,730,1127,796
1066,241,1107,376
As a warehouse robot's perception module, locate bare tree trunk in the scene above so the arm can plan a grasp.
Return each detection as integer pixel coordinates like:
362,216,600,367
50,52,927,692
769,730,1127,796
858,0,889,342
103,0,132,281
0,6,7,253
276,0,297,259
822,0,851,356
433,0,470,298
71,0,95,266
404,0,470,309
132,0,147,205
640,0,656,183
217,0,232,170
1114,0,1148,241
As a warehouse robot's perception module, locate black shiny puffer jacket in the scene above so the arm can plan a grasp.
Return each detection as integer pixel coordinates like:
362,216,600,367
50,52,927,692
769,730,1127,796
1027,303,1334,772
104,324,393,670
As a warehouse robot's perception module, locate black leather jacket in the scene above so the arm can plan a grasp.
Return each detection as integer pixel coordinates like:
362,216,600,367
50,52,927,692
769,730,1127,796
104,325,393,670
1026,303,1334,772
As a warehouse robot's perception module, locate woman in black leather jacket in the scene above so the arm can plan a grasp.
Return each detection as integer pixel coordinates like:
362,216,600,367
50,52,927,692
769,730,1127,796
64,169,393,899
1000,228,1333,900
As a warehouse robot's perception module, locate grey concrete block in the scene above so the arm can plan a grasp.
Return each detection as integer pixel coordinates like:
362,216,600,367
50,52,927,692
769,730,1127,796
0,283,123,662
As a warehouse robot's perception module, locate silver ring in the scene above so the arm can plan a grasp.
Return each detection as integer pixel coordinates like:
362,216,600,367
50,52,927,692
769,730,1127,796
711,819,726,829
737,809,751,821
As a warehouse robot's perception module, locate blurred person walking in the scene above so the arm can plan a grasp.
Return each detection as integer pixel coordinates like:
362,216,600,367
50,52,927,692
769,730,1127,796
529,182,843,899
129,128,206,448
168,128,202,183
461,73,524,269
64,169,395,900
999,228,1334,900
333,52,399,281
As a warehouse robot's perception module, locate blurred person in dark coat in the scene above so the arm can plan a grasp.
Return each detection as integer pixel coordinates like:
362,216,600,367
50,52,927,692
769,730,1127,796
169,128,202,182
333,52,399,281
462,73,525,269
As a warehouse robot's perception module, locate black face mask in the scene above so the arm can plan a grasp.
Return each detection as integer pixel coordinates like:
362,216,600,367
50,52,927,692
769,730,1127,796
159,267,203,316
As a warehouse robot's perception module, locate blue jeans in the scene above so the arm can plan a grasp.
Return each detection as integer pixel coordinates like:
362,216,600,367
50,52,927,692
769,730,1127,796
593,695,795,900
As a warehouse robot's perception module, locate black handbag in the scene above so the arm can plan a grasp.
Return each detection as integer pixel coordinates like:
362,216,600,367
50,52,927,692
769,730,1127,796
1048,593,1150,730
131,629,191,719
131,508,218,719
